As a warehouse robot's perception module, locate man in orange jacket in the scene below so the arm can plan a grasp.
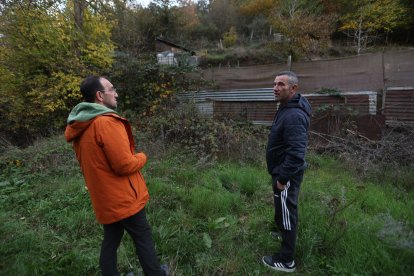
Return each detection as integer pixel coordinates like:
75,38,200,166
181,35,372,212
65,76,166,276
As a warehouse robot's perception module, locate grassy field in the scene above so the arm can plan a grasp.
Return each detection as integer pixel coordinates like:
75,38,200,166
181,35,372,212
1,135,413,275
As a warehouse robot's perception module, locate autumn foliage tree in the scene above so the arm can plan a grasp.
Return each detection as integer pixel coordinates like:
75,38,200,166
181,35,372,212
339,0,406,54
239,0,276,41
0,1,114,145
268,0,336,58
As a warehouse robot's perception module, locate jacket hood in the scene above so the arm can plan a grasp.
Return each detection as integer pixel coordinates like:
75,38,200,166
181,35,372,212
285,93,312,116
65,102,118,142
67,102,117,124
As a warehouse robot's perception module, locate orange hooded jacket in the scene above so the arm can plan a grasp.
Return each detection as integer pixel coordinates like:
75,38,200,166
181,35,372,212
64,102,149,224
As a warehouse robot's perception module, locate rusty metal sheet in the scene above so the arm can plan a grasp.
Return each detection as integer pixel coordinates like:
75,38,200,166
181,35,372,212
384,87,414,125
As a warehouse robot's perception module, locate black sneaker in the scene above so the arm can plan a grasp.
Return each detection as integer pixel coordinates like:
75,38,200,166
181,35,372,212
262,255,296,273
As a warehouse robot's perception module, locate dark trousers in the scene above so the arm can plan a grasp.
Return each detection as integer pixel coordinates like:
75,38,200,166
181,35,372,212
99,208,164,276
272,172,304,262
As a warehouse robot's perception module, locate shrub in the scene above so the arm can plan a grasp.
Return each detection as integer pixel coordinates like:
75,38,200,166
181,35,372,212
223,27,238,48
309,124,414,191
136,100,268,165
0,4,114,146
111,55,205,119
0,135,78,186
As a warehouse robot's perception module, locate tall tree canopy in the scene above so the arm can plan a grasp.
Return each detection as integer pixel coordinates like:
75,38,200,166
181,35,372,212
264,0,336,58
0,0,114,144
339,0,406,54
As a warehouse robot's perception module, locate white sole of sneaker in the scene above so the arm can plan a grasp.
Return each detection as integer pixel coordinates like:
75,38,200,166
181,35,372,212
262,257,296,273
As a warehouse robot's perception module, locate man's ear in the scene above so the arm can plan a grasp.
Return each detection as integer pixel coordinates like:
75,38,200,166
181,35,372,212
95,90,103,102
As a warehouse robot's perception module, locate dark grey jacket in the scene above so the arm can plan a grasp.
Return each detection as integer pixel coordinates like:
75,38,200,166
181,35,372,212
266,93,311,184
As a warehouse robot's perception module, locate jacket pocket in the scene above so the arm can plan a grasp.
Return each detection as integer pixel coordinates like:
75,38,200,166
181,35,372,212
128,177,138,199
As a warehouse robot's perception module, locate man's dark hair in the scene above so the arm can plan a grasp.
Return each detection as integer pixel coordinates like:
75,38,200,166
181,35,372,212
276,71,298,86
80,76,104,103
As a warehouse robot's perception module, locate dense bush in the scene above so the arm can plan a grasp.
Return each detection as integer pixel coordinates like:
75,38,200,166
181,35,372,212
111,55,201,117
222,27,238,48
310,124,414,191
0,3,114,146
198,44,288,68
135,100,268,165
0,136,78,186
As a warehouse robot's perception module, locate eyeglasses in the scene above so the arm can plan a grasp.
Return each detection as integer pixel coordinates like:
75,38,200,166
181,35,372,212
100,87,117,94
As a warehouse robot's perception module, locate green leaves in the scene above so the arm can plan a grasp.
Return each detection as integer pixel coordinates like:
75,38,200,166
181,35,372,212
338,0,406,53
0,1,114,144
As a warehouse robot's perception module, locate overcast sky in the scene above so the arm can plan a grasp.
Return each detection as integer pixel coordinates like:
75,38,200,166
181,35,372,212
135,0,151,7
134,0,185,7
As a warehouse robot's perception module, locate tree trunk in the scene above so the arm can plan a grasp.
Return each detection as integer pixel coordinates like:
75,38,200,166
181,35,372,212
74,0,84,31
385,30,389,45
357,16,362,55
289,0,298,19
73,0,85,58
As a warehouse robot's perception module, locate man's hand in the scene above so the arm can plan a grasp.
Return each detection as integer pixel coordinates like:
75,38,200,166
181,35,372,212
276,181,286,191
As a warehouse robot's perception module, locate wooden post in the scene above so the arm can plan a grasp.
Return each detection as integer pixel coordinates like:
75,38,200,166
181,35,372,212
287,55,292,71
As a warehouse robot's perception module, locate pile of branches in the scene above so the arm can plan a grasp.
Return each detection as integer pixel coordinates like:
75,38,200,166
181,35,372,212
309,124,414,176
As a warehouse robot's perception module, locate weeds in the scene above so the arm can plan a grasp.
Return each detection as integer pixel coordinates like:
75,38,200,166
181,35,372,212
310,124,414,191
1,117,414,274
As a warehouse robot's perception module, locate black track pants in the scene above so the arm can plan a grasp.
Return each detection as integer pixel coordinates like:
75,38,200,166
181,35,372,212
272,172,304,262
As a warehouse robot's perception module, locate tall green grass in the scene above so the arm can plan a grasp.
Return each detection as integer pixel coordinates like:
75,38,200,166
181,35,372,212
1,136,413,275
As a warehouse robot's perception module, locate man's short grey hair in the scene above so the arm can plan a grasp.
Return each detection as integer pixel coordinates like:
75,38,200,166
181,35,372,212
276,71,298,86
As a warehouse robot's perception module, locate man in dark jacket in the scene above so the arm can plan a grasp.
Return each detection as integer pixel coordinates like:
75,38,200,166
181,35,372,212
262,71,311,273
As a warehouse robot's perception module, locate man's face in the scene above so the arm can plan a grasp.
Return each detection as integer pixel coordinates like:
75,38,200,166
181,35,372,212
273,75,297,104
99,78,118,109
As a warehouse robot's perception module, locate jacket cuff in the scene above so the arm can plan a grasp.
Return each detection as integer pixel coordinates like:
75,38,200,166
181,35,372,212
136,152,148,164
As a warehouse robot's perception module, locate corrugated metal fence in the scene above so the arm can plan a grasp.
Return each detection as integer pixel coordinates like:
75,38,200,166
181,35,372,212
177,89,388,139
383,87,414,126
177,89,377,124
